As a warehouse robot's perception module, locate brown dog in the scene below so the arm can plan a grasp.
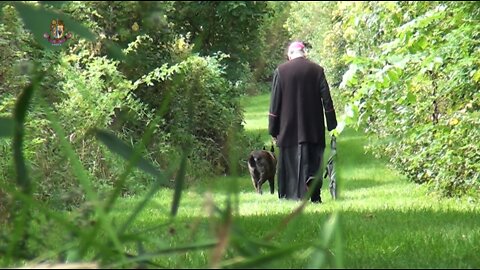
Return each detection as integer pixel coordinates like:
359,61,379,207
247,145,277,194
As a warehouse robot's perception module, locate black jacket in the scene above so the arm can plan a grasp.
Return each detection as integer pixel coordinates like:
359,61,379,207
269,57,337,148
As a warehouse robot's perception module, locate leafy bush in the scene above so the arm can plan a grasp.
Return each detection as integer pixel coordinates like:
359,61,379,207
2,0,292,214
134,52,246,177
335,2,480,196
286,2,480,196
253,1,291,83
167,1,271,82
6,53,154,206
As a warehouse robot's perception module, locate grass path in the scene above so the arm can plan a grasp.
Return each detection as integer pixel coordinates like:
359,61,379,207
115,93,480,268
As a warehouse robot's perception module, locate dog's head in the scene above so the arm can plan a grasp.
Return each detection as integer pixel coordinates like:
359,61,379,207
248,144,276,171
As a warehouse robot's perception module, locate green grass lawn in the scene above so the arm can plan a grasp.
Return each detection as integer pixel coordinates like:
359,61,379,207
11,93,477,268
109,93,480,268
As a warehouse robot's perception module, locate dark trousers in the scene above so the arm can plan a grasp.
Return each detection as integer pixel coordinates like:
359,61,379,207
277,143,325,202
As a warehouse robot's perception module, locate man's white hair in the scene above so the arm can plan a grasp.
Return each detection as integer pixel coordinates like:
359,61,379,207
288,48,306,59
288,41,306,59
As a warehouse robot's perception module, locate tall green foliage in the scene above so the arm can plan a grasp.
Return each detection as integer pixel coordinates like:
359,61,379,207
0,1,264,208
254,1,291,83
168,1,272,82
287,1,480,196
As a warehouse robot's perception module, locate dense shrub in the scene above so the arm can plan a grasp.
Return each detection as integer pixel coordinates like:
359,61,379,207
287,2,480,196
0,1,283,211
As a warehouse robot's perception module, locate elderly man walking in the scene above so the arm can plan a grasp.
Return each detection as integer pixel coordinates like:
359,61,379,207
269,41,337,203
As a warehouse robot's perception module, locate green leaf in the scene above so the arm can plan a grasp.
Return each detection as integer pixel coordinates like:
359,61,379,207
13,2,95,49
434,57,443,65
13,72,43,194
100,115,173,233
387,69,399,83
308,213,343,268
6,72,43,264
308,246,326,269
104,40,126,61
385,101,393,114
103,89,173,214
322,213,338,247
333,214,344,268
388,55,410,69
0,117,14,138
472,70,480,83
37,93,130,263
344,103,359,126
340,64,358,88
407,91,417,104
380,39,400,53
171,151,188,217
93,129,167,181
39,93,127,261
119,170,171,234
417,36,428,50
107,241,218,268
39,96,97,203
221,243,308,269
